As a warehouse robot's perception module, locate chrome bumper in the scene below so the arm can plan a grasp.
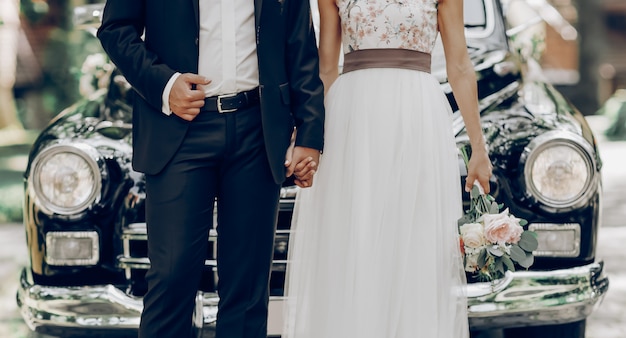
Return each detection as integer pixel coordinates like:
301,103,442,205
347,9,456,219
16,268,283,337
467,261,609,330
17,268,144,336
17,262,608,335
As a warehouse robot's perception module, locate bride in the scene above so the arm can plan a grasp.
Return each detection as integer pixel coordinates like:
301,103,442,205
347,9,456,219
284,0,493,336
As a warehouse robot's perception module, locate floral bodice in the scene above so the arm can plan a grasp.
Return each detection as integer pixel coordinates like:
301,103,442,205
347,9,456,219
336,0,439,54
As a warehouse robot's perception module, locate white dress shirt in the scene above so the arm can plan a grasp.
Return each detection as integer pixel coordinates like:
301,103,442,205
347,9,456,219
162,0,259,115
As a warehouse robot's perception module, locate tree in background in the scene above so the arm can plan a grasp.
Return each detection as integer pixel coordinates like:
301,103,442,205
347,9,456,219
11,0,102,129
0,0,23,130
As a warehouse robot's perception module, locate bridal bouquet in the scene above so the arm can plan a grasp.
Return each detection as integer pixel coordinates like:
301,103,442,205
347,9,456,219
457,146,538,282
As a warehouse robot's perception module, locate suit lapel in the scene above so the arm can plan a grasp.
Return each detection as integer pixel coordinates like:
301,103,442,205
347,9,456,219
254,0,263,27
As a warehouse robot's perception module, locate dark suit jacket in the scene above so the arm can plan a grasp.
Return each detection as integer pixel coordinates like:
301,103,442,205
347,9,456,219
97,0,325,184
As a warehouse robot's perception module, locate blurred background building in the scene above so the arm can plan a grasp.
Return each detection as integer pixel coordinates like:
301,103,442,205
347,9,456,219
540,0,626,115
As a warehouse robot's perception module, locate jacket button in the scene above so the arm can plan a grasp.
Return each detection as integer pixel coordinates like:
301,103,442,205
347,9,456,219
195,38,199,45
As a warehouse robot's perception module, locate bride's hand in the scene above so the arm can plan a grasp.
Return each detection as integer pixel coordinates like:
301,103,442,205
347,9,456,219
290,147,320,188
465,149,492,194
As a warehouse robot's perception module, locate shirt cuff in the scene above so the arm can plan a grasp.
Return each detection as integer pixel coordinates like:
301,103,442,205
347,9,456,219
161,72,182,115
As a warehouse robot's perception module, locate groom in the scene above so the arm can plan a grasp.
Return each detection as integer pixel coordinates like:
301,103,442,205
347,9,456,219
97,0,324,337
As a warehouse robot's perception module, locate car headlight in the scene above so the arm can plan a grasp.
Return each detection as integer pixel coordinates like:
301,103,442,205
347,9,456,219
521,131,597,211
29,142,105,215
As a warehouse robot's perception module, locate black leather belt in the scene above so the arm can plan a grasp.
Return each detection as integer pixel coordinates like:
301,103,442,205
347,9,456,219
203,87,260,113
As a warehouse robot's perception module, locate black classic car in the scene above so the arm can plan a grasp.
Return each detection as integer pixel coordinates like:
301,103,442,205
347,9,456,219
17,0,608,337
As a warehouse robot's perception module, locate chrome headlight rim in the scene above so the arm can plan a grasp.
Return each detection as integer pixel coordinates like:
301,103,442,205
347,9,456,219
28,142,105,215
520,130,598,211
45,230,101,266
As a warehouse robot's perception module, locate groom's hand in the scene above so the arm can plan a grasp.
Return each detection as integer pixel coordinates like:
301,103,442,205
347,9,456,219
284,130,297,177
169,73,211,121
285,146,320,188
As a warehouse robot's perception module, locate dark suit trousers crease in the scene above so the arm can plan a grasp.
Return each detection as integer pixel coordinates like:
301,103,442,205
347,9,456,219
139,104,281,338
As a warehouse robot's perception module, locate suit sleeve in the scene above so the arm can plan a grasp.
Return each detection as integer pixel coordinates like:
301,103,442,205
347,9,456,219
286,0,325,152
97,0,175,111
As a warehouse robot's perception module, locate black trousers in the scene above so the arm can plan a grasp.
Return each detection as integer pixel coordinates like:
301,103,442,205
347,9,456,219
139,104,281,338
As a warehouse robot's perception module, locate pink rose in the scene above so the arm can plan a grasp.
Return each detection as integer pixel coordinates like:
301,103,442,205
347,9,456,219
459,223,485,249
482,208,524,245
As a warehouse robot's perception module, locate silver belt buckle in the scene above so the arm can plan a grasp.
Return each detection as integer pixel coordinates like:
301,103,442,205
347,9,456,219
217,93,238,113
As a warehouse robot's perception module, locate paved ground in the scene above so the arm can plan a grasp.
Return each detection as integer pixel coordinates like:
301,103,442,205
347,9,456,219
0,116,624,337
0,223,34,338
583,115,626,338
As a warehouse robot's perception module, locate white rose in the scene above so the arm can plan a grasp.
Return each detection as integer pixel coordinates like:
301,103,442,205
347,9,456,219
459,223,485,249
464,252,480,272
483,208,524,245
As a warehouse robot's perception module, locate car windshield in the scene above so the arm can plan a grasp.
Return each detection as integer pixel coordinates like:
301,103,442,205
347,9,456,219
431,0,493,78
465,0,488,31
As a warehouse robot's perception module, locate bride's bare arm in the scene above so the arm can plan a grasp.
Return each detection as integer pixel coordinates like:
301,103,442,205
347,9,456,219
438,0,493,193
318,0,342,94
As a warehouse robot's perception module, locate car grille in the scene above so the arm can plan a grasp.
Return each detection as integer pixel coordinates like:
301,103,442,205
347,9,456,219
117,199,295,297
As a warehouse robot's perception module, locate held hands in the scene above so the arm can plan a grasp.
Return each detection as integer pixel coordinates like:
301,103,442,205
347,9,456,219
285,131,320,188
170,73,211,121
465,148,493,194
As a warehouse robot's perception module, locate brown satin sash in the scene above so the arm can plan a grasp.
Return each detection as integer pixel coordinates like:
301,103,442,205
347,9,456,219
342,48,432,74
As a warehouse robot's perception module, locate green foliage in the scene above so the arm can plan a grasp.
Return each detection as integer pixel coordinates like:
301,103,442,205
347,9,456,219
518,231,539,252
20,0,50,24
0,183,23,223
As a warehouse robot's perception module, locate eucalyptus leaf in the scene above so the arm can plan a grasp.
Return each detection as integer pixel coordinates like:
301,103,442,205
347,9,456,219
478,248,488,267
510,244,527,263
518,231,539,251
502,255,516,272
495,257,504,274
518,252,534,268
460,145,470,166
458,214,474,226
488,246,504,257
471,186,481,199
489,201,499,214
520,219,528,226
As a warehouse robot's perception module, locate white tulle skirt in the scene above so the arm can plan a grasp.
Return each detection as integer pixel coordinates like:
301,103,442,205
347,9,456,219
283,68,469,338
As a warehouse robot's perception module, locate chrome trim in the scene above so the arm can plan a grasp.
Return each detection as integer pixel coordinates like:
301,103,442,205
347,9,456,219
17,268,284,337
506,15,543,38
465,0,496,39
280,185,299,198
529,223,581,257
519,130,598,211
467,262,608,330
17,269,142,333
28,142,105,215
121,222,288,243
453,80,521,136
118,223,289,276
45,231,100,266
117,257,286,272
18,262,607,334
